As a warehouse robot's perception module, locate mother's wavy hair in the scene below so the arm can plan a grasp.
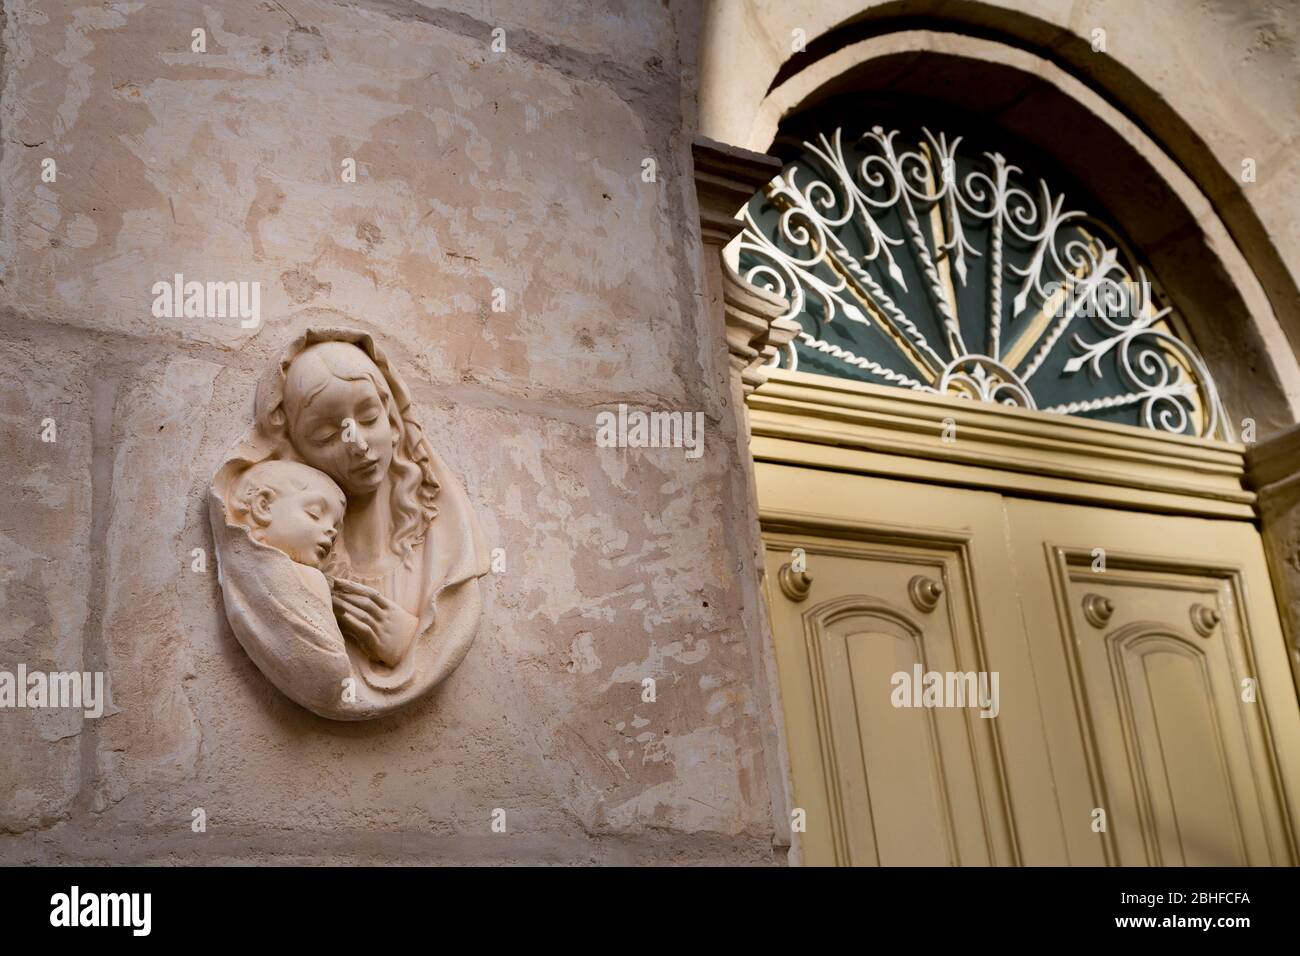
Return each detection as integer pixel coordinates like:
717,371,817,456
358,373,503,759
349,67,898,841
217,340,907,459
255,332,440,568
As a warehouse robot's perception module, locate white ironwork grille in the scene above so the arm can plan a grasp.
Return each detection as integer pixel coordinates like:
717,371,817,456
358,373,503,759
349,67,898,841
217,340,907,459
737,125,1228,439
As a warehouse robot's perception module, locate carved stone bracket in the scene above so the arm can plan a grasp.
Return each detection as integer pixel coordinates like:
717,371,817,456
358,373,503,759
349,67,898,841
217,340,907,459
693,136,796,394
724,263,800,392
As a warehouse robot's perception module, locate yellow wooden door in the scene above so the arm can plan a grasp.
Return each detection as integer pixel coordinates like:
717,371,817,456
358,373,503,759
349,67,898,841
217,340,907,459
759,463,1300,866
1005,498,1300,865
759,462,1065,865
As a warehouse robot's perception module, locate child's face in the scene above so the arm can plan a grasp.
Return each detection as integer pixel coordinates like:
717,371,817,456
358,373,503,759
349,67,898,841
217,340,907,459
261,483,346,567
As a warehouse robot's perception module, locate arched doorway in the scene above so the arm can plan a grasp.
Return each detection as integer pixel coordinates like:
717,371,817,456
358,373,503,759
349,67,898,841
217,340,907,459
693,14,1300,866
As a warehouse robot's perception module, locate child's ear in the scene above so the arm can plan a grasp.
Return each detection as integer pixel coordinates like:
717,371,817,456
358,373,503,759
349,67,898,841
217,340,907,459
249,488,274,527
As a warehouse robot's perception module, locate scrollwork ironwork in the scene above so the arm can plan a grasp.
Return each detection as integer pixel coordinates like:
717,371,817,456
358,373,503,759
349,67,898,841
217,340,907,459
738,125,1229,438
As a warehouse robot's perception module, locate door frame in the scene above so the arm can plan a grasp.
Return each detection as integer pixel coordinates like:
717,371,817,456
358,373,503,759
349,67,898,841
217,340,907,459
749,368,1255,519
748,368,1300,864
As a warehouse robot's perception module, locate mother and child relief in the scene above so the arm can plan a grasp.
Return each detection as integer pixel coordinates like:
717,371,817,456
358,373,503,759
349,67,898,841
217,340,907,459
209,329,489,720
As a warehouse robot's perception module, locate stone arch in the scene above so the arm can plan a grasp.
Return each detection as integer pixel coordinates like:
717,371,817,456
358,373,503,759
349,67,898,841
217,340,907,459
698,3,1300,434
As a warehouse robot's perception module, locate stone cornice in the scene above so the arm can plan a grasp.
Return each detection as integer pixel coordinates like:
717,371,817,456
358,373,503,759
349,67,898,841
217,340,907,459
691,135,782,248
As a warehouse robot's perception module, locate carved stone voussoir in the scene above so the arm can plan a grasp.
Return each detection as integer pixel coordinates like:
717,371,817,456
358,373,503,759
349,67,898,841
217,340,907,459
209,328,490,721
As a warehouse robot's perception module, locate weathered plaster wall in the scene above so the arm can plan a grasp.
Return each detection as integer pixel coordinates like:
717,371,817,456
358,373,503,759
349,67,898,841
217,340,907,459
0,0,785,863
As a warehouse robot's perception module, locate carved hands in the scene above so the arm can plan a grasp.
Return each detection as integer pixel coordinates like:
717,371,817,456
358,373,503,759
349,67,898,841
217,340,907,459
331,577,419,668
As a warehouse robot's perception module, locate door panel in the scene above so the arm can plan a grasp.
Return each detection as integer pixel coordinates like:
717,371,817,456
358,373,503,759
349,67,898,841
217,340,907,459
1006,499,1300,866
759,461,1300,866
758,463,1064,865
764,540,1000,865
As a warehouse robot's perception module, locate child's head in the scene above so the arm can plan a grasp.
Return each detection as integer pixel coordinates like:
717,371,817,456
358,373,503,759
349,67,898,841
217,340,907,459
233,460,347,568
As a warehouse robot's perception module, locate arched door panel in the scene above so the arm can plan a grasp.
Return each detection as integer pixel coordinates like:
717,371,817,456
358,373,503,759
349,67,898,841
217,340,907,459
1006,498,1300,866
760,464,1058,866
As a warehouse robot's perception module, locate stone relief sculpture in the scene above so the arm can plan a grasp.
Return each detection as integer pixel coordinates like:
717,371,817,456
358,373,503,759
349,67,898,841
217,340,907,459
209,328,489,720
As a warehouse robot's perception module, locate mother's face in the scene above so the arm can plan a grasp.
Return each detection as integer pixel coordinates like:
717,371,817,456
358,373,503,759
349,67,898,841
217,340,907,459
283,346,397,498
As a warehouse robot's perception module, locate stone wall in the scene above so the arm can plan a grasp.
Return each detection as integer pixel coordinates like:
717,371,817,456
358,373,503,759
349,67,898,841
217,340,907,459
2,0,1297,867
0,0,783,864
